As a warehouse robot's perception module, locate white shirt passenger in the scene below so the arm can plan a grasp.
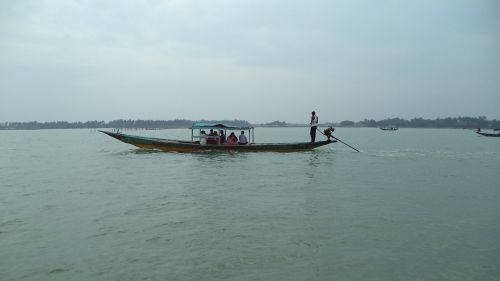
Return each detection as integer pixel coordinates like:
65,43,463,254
239,133,248,144
199,132,207,145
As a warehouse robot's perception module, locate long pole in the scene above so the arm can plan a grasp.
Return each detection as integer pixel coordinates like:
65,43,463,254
317,128,360,152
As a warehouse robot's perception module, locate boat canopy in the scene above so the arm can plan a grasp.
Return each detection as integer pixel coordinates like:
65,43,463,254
191,122,254,130
190,122,255,143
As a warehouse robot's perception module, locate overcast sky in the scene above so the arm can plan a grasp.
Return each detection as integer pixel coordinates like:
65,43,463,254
1,0,499,123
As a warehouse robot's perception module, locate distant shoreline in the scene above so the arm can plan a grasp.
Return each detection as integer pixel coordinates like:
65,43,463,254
1,117,498,130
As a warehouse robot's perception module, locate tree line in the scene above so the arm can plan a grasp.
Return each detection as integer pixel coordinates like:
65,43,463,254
1,116,498,130
0,119,252,130
334,116,500,129
262,116,500,129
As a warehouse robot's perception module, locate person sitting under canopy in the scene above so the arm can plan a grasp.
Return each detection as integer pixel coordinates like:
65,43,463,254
238,131,248,145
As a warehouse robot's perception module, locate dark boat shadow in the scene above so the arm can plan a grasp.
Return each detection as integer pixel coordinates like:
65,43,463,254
112,148,164,156
110,146,337,160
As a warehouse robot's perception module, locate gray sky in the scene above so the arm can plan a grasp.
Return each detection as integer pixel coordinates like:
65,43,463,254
1,0,499,123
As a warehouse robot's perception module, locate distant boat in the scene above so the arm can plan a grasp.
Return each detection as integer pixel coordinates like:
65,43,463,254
380,127,398,131
100,122,337,152
475,131,500,137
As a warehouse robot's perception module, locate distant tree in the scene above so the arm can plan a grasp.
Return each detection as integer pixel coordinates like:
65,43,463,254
358,119,377,127
491,119,500,129
339,120,355,127
264,121,287,127
409,117,433,128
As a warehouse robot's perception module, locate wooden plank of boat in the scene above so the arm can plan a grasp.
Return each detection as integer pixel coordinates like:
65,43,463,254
100,131,336,152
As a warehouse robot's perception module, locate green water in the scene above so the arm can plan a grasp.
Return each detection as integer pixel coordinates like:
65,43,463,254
1,128,499,281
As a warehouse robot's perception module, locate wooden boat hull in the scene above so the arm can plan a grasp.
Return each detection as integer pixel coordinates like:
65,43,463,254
476,131,500,137
100,131,335,152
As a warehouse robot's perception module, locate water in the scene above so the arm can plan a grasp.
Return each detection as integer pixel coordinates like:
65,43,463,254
1,128,499,281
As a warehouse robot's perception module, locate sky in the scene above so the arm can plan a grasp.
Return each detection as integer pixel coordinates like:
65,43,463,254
1,0,499,124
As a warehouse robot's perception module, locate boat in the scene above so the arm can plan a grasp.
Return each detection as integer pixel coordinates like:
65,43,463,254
380,127,398,131
475,131,500,137
100,122,336,152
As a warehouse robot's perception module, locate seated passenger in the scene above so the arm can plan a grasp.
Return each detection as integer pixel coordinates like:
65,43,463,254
207,129,215,144
219,130,226,144
199,130,208,145
238,131,248,145
226,132,238,145
213,131,220,144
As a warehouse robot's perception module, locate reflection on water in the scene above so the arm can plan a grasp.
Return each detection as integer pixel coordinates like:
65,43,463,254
190,151,249,169
308,151,321,167
114,148,162,155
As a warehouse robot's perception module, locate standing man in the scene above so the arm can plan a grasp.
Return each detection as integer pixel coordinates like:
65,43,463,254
310,111,318,143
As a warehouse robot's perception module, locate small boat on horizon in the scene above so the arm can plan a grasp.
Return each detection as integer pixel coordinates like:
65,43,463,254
100,122,337,152
380,127,398,131
475,128,500,137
